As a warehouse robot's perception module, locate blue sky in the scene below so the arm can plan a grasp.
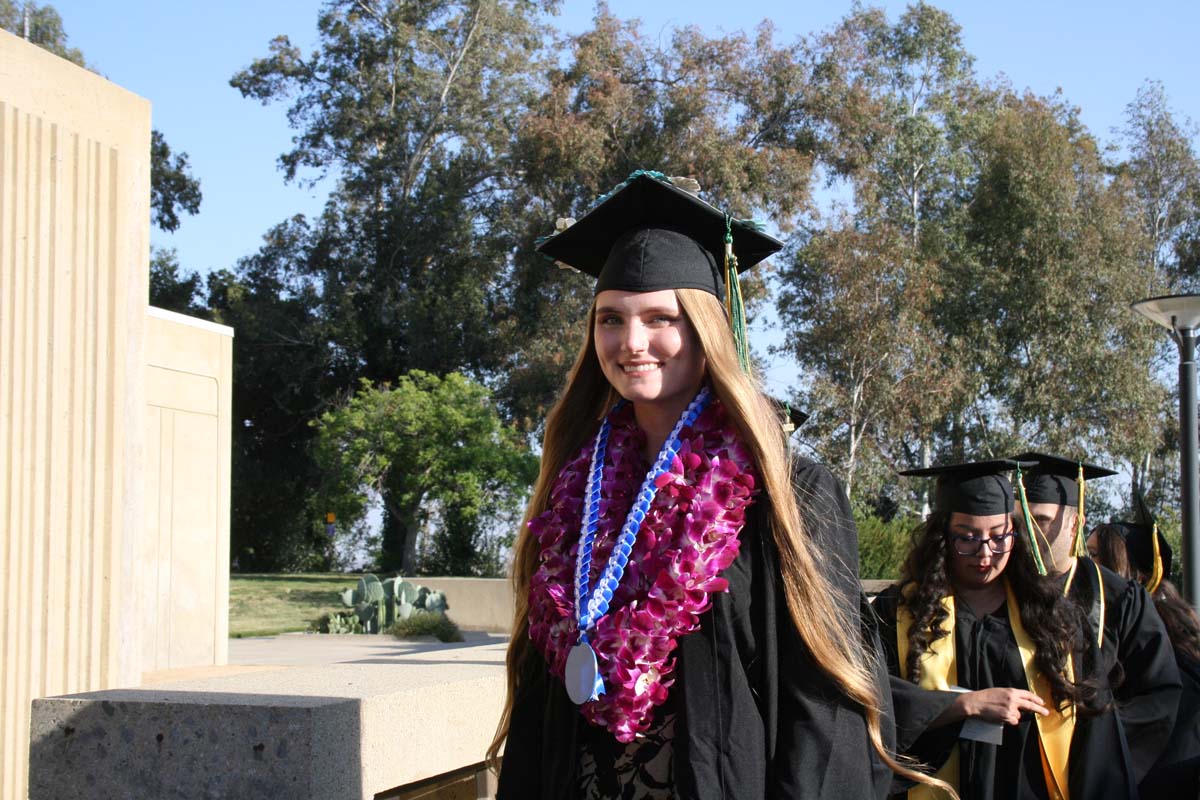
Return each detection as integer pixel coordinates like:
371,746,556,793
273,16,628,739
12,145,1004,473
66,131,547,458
43,0,1200,395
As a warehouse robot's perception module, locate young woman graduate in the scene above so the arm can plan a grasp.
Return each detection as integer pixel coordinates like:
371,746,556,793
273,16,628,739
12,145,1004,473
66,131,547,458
1010,454,1181,786
487,171,930,799
873,460,1137,800
1089,493,1200,798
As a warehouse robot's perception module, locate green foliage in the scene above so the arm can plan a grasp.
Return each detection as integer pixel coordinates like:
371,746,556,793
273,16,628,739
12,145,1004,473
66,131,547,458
206,225,348,572
387,610,463,643
856,508,916,581
149,248,206,314
314,610,365,634
780,5,1176,517
150,130,203,233
313,371,537,573
0,0,84,65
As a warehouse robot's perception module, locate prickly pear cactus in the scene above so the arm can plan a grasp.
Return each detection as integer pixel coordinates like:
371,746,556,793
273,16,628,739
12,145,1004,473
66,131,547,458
324,576,451,634
422,589,449,614
394,580,419,621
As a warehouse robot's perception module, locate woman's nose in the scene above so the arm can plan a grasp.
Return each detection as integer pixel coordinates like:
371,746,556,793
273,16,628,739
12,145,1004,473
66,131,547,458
623,321,648,352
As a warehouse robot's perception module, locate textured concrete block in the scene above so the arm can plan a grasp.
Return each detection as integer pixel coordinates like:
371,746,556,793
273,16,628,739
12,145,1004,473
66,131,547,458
29,642,507,799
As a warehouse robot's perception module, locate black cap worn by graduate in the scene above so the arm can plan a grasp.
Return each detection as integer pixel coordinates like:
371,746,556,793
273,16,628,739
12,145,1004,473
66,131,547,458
536,170,784,372
1010,452,1117,570
1112,491,1172,593
898,459,1032,516
768,396,809,438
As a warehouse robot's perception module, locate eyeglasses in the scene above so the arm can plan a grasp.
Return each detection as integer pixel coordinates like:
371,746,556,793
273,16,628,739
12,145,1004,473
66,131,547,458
946,531,1016,556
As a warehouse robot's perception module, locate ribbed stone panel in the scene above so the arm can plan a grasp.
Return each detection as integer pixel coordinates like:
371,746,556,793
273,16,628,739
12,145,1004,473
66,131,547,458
0,30,150,800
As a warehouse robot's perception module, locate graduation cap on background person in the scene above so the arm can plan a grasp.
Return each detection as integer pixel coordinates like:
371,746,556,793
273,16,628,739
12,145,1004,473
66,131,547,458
769,396,809,437
899,459,1034,517
1009,452,1118,565
1112,490,1172,594
536,170,784,373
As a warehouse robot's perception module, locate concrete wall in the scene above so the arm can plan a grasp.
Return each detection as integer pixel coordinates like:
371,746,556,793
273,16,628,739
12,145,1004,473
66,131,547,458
417,578,514,633
0,30,151,800
143,307,233,673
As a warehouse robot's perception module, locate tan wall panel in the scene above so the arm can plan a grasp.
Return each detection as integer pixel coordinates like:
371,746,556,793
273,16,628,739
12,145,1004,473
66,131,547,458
143,308,233,675
0,30,150,800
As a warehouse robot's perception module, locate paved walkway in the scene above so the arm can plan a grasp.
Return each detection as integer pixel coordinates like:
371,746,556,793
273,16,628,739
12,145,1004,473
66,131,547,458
140,630,508,686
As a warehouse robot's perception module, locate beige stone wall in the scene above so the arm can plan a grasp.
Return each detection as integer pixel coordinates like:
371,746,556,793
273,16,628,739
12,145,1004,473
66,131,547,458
143,307,233,673
0,30,150,799
417,577,514,633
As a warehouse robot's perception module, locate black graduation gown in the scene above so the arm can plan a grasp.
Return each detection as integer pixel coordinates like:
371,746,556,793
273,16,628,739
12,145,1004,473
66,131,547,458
497,458,895,799
1138,647,1200,798
873,585,1139,800
1067,561,1181,784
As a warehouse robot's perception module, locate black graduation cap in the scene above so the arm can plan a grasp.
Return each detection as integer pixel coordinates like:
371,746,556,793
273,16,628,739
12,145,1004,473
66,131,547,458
535,171,783,301
770,397,809,437
899,459,1033,516
1009,452,1117,507
1113,491,1173,589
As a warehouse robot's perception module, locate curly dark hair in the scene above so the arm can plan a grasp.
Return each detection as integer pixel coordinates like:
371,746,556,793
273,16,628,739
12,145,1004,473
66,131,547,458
897,510,1102,712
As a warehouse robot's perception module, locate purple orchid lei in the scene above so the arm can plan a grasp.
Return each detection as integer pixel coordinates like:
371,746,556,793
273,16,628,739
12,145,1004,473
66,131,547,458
527,398,759,742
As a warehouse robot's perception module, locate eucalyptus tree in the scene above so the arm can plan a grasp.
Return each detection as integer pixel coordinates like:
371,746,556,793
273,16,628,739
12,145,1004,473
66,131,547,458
497,11,820,426
777,2,982,500
960,92,1165,484
1113,80,1200,290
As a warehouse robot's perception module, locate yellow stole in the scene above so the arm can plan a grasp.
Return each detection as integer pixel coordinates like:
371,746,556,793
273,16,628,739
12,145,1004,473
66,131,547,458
897,596,959,800
896,585,1076,800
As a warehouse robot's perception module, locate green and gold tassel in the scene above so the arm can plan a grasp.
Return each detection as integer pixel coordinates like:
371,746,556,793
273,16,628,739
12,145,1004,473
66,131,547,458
723,214,751,374
1015,466,1049,576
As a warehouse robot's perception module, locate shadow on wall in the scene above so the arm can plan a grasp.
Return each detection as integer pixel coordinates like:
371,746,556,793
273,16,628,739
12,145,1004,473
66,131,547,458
28,691,364,800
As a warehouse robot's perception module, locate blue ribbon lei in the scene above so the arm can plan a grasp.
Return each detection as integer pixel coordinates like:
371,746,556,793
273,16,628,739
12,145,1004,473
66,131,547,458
572,386,713,702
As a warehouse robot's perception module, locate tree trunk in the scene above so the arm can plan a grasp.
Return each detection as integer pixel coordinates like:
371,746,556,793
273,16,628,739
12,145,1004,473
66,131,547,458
380,493,424,574
920,438,932,520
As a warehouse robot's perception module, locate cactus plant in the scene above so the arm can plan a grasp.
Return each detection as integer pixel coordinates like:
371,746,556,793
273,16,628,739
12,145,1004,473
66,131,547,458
321,575,451,634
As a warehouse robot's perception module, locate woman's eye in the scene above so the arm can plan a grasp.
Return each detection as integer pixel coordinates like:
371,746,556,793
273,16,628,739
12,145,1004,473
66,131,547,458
598,315,622,326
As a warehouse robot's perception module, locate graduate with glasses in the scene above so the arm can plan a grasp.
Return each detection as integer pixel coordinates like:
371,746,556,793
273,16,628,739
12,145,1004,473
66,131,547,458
1010,453,1180,789
873,460,1137,799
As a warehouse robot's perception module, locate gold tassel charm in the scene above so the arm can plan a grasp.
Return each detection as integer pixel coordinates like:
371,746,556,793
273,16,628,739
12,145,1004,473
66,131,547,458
1147,522,1164,594
1073,463,1088,558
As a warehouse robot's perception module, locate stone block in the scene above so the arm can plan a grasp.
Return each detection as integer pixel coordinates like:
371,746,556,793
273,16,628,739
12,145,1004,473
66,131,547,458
29,643,507,799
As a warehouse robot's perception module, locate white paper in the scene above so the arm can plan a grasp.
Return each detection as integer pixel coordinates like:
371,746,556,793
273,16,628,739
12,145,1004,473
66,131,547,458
947,685,1005,744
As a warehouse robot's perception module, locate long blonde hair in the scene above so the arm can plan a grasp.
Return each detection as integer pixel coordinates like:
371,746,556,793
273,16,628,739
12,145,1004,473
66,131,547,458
488,288,942,791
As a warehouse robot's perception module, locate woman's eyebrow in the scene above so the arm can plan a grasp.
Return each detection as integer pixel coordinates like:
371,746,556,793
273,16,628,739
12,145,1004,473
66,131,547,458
595,305,677,315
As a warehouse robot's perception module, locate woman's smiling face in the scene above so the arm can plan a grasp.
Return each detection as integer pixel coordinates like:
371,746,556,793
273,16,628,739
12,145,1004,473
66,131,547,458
593,289,706,414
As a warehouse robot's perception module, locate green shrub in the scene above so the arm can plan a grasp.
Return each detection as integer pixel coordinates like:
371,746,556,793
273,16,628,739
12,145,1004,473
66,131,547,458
857,510,917,581
386,610,464,643
311,610,364,634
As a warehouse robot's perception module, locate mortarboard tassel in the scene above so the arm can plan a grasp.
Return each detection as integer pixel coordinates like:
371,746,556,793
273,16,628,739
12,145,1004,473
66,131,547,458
1073,463,1089,558
1015,467,1049,576
723,215,752,375
1146,521,1164,594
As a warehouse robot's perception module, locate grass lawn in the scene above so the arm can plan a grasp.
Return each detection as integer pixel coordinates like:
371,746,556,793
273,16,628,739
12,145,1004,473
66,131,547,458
229,573,362,637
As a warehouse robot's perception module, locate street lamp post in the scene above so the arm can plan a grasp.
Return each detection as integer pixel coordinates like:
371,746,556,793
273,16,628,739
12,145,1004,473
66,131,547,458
1132,293,1200,611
